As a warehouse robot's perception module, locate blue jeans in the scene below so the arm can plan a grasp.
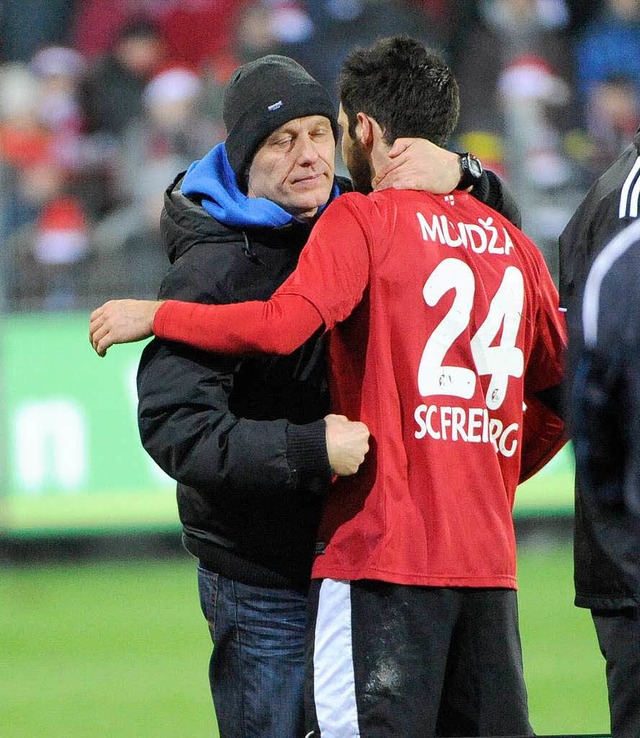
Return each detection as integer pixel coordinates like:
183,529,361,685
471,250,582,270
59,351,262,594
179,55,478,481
197,565,308,738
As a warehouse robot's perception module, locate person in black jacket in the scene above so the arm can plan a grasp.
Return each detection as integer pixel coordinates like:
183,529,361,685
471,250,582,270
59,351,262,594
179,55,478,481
559,126,640,311
561,126,640,738
136,56,369,738
91,54,524,738
570,217,640,738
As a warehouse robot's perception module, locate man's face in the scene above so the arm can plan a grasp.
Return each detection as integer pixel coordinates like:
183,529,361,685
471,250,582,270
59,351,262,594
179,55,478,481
338,104,372,195
247,115,335,221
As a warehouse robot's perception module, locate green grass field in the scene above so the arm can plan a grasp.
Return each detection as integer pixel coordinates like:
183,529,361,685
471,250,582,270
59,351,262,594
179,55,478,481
2,542,609,737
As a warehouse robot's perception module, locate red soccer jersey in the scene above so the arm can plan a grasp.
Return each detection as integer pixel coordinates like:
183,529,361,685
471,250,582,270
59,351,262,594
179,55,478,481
274,189,566,588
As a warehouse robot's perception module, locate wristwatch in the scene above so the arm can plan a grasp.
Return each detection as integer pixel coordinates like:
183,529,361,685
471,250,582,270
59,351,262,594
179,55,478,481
456,152,483,190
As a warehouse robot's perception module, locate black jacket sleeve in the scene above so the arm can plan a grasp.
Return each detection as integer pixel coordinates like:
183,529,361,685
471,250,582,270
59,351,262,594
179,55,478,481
570,255,640,593
571,347,626,507
137,338,331,498
570,342,640,593
472,169,522,229
135,191,333,500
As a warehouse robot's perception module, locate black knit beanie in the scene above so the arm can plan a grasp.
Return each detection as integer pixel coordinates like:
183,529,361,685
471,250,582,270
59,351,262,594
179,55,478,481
223,55,338,188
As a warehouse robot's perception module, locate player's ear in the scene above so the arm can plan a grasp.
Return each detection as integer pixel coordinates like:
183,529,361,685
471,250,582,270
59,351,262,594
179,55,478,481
355,112,374,151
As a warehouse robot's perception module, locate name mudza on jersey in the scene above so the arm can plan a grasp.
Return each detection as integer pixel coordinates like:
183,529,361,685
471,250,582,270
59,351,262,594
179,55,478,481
417,212,515,255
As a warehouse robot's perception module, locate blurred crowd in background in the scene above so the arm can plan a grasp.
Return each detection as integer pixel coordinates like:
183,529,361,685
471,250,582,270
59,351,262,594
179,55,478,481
1,0,639,312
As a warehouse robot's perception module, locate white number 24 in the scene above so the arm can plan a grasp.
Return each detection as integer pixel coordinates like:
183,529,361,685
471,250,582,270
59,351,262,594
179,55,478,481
417,258,524,410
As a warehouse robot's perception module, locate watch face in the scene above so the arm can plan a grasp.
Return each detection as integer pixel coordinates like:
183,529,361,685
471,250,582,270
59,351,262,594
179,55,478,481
457,153,483,189
468,155,482,177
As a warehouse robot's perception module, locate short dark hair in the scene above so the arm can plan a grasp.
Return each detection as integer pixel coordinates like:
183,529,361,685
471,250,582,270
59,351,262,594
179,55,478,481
339,35,460,147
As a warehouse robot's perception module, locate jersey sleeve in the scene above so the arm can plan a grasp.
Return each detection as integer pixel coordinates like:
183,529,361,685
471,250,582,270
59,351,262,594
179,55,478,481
276,194,371,329
153,293,323,354
515,246,568,479
153,194,372,352
519,392,566,482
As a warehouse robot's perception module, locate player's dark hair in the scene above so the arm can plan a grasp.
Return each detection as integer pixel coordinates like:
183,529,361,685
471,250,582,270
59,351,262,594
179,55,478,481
339,35,459,147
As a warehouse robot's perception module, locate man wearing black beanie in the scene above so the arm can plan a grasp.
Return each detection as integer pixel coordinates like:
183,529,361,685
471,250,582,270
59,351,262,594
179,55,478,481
223,55,340,190
90,53,522,737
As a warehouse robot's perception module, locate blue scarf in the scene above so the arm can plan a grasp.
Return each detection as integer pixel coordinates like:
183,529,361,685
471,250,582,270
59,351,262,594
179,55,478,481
181,143,339,229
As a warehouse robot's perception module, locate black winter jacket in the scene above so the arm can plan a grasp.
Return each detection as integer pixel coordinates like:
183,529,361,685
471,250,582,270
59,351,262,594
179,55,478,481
138,167,521,592
561,127,640,609
137,173,353,589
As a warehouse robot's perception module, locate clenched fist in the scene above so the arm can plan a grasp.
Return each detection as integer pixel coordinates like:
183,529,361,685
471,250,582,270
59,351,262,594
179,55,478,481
325,414,370,476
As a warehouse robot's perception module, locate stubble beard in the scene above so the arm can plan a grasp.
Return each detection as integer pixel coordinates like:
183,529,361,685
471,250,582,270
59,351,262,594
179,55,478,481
348,143,373,195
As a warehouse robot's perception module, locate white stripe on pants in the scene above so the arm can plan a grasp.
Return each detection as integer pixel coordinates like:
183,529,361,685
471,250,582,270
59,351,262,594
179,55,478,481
313,579,361,737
